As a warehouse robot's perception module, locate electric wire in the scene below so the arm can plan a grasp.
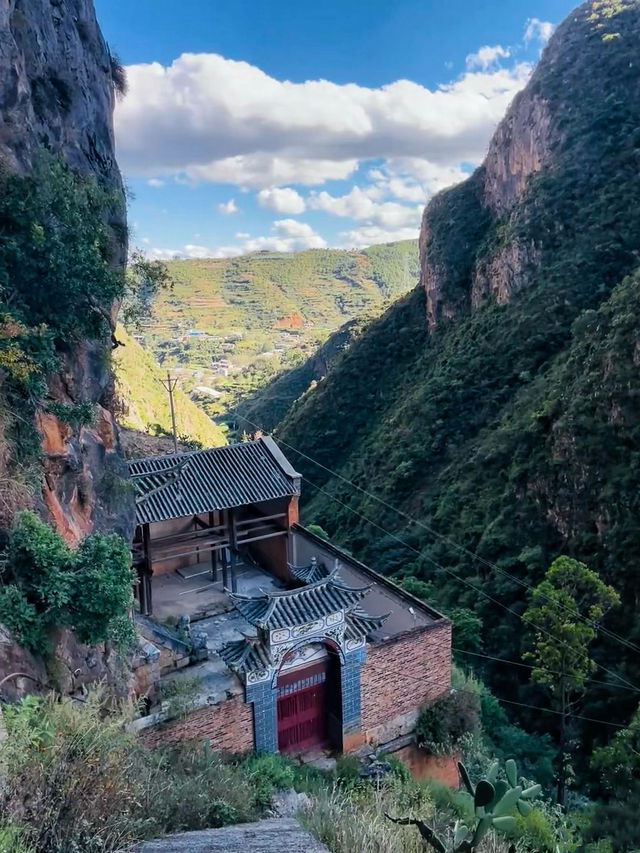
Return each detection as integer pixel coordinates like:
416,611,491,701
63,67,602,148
228,406,640,658
302,474,640,694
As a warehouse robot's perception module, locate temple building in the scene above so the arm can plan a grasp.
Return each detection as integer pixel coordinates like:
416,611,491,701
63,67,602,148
130,438,452,757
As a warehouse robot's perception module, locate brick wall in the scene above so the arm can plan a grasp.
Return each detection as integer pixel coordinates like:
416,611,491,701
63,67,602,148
141,695,254,752
360,622,451,739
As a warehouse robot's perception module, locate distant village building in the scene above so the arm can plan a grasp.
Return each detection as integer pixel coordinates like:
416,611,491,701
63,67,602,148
130,439,451,756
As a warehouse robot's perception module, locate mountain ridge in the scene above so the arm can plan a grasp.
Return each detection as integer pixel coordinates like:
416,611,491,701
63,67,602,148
274,0,640,726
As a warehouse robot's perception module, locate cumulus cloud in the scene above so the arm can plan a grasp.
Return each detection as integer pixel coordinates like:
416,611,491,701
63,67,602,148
116,53,531,187
217,198,238,214
339,224,420,248
146,219,326,260
308,186,421,228
466,45,511,71
366,158,468,203
524,18,555,44
257,186,306,214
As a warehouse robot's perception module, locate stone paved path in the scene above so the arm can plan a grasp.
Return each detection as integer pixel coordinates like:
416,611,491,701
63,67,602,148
135,818,330,853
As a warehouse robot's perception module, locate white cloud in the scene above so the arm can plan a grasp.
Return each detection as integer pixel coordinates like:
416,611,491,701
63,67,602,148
308,186,421,228
257,186,306,214
339,224,420,248
141,237,150,244
146,248,182,260
147,178,165,187
524,18,554,45
116,53,531,187
366,158,468,203
235,231,250,239
145,219,326,261
465,45,511,71
186,154,357,189
217,198,238,214
241,219,327,252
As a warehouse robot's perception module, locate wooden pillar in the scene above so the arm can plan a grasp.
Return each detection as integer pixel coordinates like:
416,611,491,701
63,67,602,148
141,523,153,616
222,509,230,590
229,507,238,593
209,511,218,582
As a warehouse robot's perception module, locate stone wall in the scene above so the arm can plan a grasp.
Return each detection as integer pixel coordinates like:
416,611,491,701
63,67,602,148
360,622,451,746
140,696,254,752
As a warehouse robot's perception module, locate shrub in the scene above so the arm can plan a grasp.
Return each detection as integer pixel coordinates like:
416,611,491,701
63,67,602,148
241,752,297,805
46,401,95,429
0,152,125,343
416,688,481,754
1,511,135,654
144,742,263,834
0,692,148,853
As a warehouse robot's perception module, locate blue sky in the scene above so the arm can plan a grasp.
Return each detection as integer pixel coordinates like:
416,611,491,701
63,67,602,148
94,0,577,259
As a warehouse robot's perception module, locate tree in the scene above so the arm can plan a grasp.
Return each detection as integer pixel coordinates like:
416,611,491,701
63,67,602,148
588,703,640,852
523,556,620,807
0,511,135,654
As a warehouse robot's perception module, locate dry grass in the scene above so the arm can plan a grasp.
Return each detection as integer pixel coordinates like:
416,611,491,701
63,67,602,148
299,782,525,853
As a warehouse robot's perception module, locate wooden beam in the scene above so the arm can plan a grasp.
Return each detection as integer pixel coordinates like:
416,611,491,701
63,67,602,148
229,507,238,593
141,522,152,616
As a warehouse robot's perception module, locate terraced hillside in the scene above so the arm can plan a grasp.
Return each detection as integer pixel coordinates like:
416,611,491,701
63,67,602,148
113,326,226,449
136,241,418,423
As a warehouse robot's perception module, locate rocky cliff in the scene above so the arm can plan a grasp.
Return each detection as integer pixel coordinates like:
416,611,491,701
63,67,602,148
276,0,640,723
419,0,635,328
0,0,132,541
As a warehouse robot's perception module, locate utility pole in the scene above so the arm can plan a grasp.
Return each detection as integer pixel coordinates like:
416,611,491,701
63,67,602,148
160,372,179,453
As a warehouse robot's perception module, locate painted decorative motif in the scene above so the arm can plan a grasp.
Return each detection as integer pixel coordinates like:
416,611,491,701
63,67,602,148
326,611,343,626
247,669,271,683
270,628,290,644
292,619,323,639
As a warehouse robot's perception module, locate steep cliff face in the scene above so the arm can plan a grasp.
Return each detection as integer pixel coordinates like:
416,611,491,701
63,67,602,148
419,0,635,328
0,0,132,541
276,0,640,718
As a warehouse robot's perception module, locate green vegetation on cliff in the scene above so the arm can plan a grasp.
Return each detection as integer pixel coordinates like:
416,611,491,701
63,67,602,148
113,326,226,449
273,4,640,830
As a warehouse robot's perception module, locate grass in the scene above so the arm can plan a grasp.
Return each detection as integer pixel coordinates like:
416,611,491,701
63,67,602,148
0,689,569,853
133,241,419,426
113,324,226,449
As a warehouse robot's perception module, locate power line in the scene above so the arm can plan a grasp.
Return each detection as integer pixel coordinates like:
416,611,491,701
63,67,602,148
303,474,640,695
380,664,628,731
227,405,640,661
452,648,640,693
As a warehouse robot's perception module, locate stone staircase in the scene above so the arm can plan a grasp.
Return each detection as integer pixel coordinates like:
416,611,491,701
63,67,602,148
135,818,330,853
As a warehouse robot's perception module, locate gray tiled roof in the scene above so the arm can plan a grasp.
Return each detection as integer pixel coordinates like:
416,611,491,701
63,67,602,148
128,436,301,525
228,570,371,629
345,607,389,640
218,638,273,673
288,557,329,585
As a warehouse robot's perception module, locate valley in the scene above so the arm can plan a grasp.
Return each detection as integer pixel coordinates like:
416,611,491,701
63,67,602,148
129,241,418,432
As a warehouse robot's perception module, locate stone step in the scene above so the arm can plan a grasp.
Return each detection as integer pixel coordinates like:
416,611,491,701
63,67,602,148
135,818,329,853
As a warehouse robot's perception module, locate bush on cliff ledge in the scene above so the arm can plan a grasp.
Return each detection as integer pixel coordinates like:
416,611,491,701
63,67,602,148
0,510,135,654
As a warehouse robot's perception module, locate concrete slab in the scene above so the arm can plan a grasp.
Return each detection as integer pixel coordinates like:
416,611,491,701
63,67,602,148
149,558,284,624
134,818,330,853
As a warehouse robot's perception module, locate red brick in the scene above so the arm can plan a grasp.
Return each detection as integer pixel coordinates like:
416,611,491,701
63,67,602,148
141,695,254,752
361,623,451,732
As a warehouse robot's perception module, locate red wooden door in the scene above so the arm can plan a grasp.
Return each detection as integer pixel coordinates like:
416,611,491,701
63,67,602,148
276,661,328,753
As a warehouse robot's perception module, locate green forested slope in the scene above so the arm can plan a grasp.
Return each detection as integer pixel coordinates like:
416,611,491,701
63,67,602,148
135,242,418,423
113,326,226,449
276,0,640,730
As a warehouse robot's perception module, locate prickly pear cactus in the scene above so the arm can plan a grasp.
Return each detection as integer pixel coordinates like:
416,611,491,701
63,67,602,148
386,758,542,853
